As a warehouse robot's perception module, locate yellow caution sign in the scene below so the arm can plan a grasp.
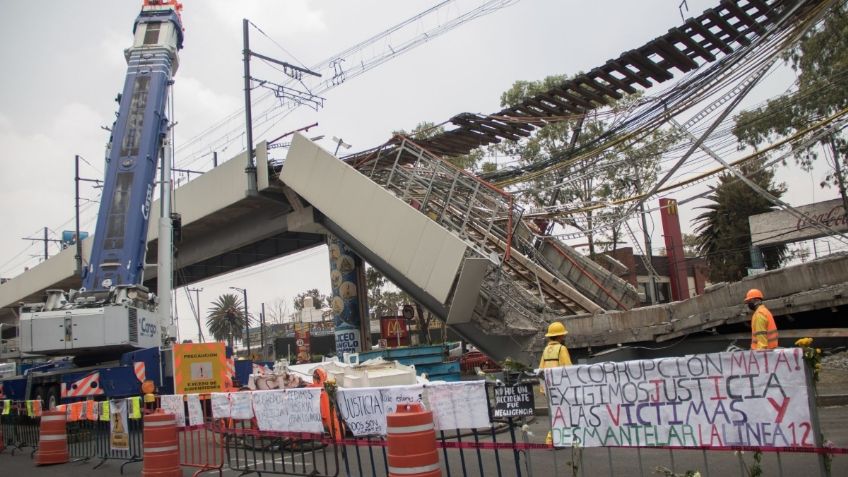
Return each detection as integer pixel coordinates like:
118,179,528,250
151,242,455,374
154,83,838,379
173,342,227,394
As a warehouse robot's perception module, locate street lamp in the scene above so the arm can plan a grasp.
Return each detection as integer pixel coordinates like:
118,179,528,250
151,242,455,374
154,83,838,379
332,136,352,156
229,286,250,356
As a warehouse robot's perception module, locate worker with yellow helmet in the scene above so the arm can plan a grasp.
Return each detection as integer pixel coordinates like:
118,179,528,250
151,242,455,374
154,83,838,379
539,321,573,369
745,288,778,350
539,321,572,446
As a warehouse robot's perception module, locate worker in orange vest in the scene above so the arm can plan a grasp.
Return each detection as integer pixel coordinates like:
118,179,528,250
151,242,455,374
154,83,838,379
310,368,344,439
745,288,778,350
538,321,572,446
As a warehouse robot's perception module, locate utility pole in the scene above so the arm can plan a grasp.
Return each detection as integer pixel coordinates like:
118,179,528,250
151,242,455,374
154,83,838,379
75,155,82,275
230,287,250,356
260,302,266,361
74,155,101,276
242,17,321,194
187,287,205,342
23,227,62,262
242,18,256,194
634,174,657,304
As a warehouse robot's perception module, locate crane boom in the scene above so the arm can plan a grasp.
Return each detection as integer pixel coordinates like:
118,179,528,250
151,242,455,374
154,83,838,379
19,0,184,358
84,0,183,292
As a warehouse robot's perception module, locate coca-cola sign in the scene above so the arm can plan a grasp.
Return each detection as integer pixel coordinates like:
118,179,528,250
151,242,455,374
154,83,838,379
749,198,848,246
795,204,848,231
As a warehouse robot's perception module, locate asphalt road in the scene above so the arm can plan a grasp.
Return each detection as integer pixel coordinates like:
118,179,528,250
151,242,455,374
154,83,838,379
2,405,847,476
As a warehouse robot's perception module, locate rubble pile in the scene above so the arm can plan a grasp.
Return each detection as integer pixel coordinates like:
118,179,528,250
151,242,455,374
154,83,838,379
821,349,848,371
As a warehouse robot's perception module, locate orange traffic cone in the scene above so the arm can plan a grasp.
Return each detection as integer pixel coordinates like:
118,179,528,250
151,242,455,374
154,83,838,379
141,411,181,477
387,403,442,477
35,409,69,465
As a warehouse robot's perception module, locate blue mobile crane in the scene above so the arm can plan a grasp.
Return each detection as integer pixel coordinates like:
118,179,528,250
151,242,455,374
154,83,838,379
0,0,230,407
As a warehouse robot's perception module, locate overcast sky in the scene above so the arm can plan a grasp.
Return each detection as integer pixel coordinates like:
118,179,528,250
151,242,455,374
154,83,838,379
0,0,840,343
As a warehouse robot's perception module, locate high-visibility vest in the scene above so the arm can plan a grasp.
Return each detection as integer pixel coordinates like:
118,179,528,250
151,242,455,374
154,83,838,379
751,305,778,350
539,341,571,368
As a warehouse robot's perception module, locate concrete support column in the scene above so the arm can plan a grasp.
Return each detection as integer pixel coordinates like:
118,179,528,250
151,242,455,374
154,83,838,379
327,234,370,355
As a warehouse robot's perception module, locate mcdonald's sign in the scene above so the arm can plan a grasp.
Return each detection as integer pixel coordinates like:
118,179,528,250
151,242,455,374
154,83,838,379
380,316,409,347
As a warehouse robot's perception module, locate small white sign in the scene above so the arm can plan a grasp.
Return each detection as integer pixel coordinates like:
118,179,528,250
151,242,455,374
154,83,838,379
252,388,323,434
160,394,186,428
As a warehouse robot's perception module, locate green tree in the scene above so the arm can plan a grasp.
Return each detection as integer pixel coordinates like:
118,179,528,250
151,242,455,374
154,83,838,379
206,293,249,350
494,75,678,256
365,265,411,320
365,265,437,344
692,161,789,282
293,289,329,311
658,233,701,257
682,233,701,258
732,1,848,211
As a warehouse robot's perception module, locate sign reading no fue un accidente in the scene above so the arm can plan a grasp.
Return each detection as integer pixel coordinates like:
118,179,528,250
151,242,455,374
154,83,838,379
493,384,535,418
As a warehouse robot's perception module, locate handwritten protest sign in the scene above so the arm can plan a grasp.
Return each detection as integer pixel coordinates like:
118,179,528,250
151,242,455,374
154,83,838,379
336,385,423,436
160,394,186,428
211,393,230,418
109,399,129,452
426,381,490,431
543,349,813,448
252,389,323,434
230,392,254,420
493,384,535,418
187,393,204,427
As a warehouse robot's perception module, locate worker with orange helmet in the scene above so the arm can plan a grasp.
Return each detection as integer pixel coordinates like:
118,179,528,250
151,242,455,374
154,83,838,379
745,288,778,350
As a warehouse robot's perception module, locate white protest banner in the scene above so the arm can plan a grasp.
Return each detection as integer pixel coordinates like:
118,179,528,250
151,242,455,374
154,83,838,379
230,392,254,420
160,394,186,428
109,399,129,452
336,385,424,436
187,393,204,427
211,392,231,419
252,388,323,434
425,381,490,431
544,349,814,448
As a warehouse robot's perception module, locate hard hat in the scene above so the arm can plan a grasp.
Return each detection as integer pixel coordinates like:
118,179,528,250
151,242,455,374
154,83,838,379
545,322,568,337
744,288,764,302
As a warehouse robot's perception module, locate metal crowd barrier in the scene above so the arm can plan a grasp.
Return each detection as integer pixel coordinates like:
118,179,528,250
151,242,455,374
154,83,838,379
90,403,145,473
332,417,537,477
178,395,226,477
0,401,40,456
216,418,338,477
0,401,17,453
207,388,533,477
66,415,98,462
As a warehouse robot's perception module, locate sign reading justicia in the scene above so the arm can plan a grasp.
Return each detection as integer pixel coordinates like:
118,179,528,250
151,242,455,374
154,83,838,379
543,349,815,448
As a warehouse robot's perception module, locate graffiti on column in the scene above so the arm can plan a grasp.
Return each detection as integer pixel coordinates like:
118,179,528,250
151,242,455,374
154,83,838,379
328,235,363,355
